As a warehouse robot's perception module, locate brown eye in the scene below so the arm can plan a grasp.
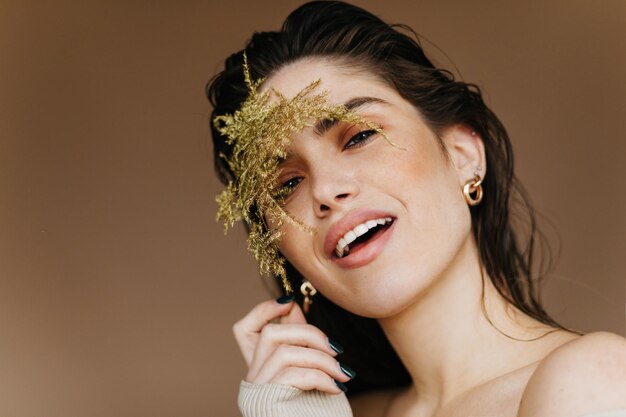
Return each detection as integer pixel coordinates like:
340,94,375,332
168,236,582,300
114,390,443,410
344,129,377,149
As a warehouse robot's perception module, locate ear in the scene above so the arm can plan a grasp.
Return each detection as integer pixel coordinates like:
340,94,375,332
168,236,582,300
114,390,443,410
441,125,486,185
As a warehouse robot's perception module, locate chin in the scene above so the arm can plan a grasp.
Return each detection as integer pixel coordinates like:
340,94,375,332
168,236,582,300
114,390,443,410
353,302,410,319
323,269,434,319
333,291,419,319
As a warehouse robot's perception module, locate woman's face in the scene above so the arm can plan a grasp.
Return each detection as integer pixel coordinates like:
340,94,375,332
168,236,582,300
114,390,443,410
262,58,484,318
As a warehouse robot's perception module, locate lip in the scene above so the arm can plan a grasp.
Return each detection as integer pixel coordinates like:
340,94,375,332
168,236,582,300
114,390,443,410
324,209,396,269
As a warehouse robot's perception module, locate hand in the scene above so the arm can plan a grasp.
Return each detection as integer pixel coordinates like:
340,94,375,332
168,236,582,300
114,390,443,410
232,296,354,394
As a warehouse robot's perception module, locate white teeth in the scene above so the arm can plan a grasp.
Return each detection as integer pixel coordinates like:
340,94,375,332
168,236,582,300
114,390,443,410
354,224,368,237
344,230,357,244
334,217,393,258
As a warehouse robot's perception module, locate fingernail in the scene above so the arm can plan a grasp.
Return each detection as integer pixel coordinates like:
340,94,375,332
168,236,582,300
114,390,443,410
276,295,295,304
339,363,356,379
328,337,344,354
334,380,348,393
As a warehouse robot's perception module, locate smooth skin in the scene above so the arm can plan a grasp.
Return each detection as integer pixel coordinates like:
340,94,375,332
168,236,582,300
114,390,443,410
233,58,626,416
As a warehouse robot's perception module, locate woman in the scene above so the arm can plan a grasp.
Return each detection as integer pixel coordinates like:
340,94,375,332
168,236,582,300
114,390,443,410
207,2,626,416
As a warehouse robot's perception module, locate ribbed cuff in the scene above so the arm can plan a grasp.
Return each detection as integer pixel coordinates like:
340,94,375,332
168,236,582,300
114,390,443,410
238,380,353,417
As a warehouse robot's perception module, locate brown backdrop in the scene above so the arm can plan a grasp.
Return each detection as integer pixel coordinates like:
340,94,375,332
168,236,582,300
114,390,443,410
1,1,624,416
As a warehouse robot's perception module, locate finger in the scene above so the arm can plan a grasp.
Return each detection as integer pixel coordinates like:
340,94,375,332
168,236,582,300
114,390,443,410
280,302,307,325
247,322,340,377
234,297,296,336
233,297,295,365
249,344,351,385
270,367,347,394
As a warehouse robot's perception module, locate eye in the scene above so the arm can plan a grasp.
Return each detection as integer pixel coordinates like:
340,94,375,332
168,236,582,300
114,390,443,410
344,129,378,149
277,176,303,198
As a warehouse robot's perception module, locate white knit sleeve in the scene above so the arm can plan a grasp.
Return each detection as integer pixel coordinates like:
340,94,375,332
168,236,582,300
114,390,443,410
237,380,353,417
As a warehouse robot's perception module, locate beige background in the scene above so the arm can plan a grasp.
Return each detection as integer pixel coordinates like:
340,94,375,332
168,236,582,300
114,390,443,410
1,1,624,416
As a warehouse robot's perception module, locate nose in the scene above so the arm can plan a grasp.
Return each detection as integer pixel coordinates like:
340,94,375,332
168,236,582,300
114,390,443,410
310,166,359,217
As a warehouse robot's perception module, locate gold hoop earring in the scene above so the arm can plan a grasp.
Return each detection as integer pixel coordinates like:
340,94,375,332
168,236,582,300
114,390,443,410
300,280,317,314
463,173,483,206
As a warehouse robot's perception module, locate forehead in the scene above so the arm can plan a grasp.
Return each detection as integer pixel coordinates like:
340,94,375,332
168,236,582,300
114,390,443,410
260,58,393,104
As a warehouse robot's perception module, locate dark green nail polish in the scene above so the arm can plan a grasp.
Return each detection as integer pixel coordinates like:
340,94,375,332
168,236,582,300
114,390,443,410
334,380,348,393
328,337,344,354
339,363,356,379
276,295,295,304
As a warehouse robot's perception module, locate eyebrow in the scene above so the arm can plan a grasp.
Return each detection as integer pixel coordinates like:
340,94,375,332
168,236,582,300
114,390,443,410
313,96,389,136
278,96,388,165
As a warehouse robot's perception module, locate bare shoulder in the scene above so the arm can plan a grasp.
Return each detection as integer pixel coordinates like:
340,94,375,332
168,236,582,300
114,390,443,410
349,387,405,417
517,331,626,417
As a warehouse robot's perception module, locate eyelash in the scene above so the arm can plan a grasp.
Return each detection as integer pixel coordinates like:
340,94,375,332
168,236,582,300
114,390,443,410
278,128,380,198
344,129,378,149
281,177,302,191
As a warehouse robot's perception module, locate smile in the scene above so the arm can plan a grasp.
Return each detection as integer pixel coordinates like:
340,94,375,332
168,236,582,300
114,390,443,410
324,210,396,269
335,217,393,258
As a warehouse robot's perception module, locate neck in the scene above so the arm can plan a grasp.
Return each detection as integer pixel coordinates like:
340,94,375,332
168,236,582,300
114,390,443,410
378,237,561,411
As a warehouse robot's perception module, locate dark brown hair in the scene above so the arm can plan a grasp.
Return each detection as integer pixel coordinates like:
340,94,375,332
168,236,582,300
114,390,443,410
207,0,570,395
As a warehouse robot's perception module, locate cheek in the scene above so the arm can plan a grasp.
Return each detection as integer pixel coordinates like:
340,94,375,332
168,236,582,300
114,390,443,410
387,144,472,266
400,155,470,238
277,224,316,272
277,224,349,297
383,140,455,206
